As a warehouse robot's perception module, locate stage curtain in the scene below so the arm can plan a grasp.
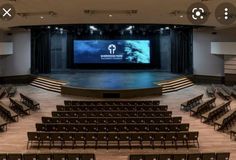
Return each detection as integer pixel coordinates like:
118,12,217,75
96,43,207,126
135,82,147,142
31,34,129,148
66,33,76,68
31,29,51,74
170,29,193,74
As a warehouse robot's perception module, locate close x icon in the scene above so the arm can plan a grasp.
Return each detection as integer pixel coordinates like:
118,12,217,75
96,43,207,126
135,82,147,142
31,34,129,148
0,3,15,21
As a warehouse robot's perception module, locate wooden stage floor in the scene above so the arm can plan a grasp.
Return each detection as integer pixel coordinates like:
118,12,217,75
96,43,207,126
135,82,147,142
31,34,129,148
0,85,235,160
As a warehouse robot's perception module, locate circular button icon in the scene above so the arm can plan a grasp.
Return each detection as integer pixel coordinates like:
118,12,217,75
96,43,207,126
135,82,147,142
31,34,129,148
215,2,236,25
0,3,16,21
187,2,210,25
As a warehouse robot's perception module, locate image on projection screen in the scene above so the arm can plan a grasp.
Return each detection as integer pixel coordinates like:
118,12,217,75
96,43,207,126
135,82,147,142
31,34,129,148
73,40,150,64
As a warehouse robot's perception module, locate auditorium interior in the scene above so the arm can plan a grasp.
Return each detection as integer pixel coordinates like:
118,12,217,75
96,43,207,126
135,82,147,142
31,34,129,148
0,0,236,160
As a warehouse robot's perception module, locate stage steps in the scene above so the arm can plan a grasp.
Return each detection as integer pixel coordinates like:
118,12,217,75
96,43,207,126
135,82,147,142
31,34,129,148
157,76,194,93
30,77,66,93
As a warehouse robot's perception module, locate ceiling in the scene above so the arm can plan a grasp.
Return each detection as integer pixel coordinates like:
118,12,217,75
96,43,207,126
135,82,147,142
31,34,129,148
0,0,236,30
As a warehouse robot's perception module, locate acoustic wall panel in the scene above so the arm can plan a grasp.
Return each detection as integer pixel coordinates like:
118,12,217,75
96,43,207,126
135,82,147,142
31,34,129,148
211,42,236,55
0,42,13,55
224,55,236,74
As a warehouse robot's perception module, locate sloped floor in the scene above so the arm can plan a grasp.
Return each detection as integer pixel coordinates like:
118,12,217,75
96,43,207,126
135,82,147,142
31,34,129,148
0,85,235,160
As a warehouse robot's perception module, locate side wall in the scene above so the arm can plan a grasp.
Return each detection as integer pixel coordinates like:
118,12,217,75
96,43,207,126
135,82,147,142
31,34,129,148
0,30,31,77
193,27,236,83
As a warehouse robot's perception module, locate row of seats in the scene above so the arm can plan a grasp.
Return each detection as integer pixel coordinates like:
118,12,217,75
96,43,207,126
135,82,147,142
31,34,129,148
216,87,231,100
27,131,199,149
0,153,95,160
180,94,203,111
51,111,172,118
130,152,230,160
0,101,18,122
190,98,216,116
181,95,236,141
9,98,31,115
35,123,189,132
41,117,182,124
28,100,198,150
208,84,234,100
64,100,160,106
214,108,236,130
0,85,17,99
201,101,231,122
0,93,40,132
56,104,168,111
20,93,40,110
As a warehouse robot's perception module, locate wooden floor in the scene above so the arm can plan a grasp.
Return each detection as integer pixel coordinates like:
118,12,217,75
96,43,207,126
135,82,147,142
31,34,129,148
0,85,235,160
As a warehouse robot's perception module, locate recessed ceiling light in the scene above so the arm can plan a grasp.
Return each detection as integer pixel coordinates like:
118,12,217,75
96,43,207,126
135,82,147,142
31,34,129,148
109,14,113,17
40,16,44,19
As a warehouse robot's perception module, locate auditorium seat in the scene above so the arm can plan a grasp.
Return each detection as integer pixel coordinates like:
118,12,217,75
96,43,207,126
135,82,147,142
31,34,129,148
202,153,216,160
9,98,30,115
20,93,40,110
5,85,17,97
214,108,236,130
22,153,37,160
0,101,18,122
216,153,230,160
7,154,22,160
0,154,7,160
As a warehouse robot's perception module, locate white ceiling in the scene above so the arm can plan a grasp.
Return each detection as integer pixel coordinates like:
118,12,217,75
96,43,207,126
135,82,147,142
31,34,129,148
0,0,236,30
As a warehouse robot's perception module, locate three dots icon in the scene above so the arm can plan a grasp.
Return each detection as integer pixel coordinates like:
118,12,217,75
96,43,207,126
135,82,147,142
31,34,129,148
224,8,229,20
215,2,236,25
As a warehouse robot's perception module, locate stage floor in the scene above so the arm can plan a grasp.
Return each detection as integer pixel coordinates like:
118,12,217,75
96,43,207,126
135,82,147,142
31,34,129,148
41,70,182,90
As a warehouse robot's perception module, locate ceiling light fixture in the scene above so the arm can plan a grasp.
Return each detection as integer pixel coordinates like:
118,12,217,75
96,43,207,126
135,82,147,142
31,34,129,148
84,9,138,16
89,25,98,31
17,11,57,18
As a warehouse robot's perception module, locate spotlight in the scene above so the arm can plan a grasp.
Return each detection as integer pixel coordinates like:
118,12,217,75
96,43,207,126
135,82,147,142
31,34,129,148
47,26,51,29
40,16,44,19
55,27,59,30
125,25,134,31
59,28,63,33
108,14,113,17
165,27,170,30
89,26,98,31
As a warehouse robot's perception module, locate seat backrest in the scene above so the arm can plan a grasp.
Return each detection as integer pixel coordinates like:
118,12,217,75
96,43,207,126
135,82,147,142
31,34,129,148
0,154,7,160
188,153,202,160
130,155,144,160
216,153,230,160
67,154,80,160
202,153,216,160
159,154,172,160
80,154,95,160
8,154,22,160
27,132,38,141
173,154,187,160
37,154,52,160
53,154,67,160
22,154,37,160
144,155,158,160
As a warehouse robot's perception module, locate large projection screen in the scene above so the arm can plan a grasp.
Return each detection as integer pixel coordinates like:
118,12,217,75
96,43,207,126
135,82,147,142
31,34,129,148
73,40,151,64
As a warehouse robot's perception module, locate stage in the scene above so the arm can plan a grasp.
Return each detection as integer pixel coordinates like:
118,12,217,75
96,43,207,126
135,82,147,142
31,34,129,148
40,70,183,98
